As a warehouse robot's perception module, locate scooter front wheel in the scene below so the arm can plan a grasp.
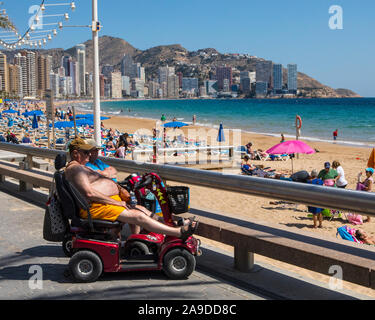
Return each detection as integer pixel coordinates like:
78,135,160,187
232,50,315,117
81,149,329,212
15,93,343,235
162,248,196,280
69,250,103,283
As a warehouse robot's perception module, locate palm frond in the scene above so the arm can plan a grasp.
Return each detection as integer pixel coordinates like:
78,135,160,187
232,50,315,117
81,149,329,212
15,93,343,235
0,15,16,31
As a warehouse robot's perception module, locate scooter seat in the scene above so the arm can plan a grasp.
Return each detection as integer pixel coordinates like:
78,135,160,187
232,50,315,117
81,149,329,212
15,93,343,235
78,218,121,229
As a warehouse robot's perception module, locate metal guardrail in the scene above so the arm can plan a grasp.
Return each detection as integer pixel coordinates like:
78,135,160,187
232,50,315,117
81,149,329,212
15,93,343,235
1,142,374,216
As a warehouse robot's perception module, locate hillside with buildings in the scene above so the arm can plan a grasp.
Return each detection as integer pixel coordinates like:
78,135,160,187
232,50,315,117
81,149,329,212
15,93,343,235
0,35,360,100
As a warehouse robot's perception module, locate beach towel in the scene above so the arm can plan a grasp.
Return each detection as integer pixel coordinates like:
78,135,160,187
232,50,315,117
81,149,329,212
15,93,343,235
337,225,362,243
324,179,335,187
347,213,363,225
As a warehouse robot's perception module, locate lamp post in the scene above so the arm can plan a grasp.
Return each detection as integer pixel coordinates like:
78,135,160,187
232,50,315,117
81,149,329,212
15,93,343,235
92,0,101,147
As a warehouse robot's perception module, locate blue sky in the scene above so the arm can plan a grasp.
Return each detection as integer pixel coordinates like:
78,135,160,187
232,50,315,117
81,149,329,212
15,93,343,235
2,0,375,96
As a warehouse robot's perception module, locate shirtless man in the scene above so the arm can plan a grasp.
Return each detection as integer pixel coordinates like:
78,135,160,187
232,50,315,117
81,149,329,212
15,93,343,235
64,138,198,240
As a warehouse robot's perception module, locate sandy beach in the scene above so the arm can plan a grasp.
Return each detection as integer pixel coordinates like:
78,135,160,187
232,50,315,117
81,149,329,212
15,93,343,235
97,113,375,297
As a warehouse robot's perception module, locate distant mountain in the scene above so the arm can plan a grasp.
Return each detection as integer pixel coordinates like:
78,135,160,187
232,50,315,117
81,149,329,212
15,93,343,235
4,35,360,98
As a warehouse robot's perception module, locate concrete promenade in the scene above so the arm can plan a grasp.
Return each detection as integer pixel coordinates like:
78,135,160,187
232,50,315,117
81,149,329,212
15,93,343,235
0,186,262,300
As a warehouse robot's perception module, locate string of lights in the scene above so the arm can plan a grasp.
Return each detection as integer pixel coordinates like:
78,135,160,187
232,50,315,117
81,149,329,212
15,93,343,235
0,1,76,50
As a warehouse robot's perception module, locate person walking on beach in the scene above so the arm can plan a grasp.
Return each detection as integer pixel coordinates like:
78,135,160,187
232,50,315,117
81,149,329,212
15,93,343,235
280,133,285,143
192,114,196,125
161,114,166,122
357,167,374,223
333,129,338,141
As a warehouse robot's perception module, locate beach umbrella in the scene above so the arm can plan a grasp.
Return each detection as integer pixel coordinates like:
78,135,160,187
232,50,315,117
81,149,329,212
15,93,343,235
266,140,315,173
217,122,225,142
367,148,375,169
76,118,94,126
23,110,44,117
32,113,39,129
2,109,18,114
163,121,189,128
76,114,110,120
51,121,75,129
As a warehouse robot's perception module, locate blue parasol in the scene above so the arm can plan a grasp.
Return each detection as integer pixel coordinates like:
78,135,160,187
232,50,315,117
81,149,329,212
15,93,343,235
217,122,225,142
163,121,189,128
50,121,75,129
76,114,110,120
23,110,44,117
2,109,18,114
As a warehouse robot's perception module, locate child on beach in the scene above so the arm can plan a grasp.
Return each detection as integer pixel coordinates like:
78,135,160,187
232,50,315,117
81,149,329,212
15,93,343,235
307,170,324,228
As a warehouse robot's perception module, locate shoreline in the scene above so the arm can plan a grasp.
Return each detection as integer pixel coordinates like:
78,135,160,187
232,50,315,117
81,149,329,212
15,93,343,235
68,101,375,150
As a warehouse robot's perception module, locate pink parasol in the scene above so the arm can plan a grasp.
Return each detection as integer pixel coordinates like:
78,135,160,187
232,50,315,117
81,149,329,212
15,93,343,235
266,140,315,155
266,140,316,173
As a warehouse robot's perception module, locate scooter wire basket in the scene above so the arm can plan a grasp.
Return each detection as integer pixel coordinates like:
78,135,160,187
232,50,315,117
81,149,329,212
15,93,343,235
167,186,190,214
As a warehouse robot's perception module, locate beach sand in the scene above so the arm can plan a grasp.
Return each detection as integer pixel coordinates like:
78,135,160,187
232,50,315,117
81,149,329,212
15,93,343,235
98,113,375,298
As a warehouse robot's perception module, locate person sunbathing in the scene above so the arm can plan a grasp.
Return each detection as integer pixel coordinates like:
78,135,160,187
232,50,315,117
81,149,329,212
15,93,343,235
64,138,198,241
241,155,257,174
355,230,375,245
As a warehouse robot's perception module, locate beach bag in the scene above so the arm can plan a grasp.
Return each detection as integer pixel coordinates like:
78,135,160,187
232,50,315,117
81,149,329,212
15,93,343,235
347,213,363,225
356,182,366,191
337,225,362,243
43,193,68,242
324,179,335,187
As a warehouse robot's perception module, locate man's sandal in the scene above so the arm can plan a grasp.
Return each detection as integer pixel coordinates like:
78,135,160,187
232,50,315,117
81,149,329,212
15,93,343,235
176,216,197,227
180,219,199,241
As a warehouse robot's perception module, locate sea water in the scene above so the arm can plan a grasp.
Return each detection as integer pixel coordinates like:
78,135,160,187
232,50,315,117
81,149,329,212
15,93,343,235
76,98,375,148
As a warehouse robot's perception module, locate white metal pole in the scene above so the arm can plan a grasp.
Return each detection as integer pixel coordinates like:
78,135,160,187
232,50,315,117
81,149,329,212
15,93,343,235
92,0,101,147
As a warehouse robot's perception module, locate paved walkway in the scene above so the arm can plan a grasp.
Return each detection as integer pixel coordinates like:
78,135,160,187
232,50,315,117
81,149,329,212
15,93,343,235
0,190,263,300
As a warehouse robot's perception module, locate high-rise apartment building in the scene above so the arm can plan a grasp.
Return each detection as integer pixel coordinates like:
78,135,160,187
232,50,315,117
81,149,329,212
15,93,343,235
121,54,133,77
255,81,268,97
215,66,232,91
85,72,93,97
158,66,175,84
148,80,160,98
20,51,37,97
76,44,86,96
130,63,145,81
50,72,60,98
182,78,199,94
131,78,145,98
0,52,9,93
167,74,179,98
8,64,22,98
121,76,130,96
205,80,218,95
14,53,27,97
256,60,273,87
287,64,298,93
37,55,46,98
110,72,122,98
240,71,256,95
272,64,283,92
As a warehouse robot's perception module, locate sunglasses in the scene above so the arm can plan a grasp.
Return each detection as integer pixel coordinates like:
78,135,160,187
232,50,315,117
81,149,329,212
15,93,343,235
79,149,92,155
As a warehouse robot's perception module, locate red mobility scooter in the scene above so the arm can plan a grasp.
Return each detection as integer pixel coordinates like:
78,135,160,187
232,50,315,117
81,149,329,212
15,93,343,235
52,154,201,283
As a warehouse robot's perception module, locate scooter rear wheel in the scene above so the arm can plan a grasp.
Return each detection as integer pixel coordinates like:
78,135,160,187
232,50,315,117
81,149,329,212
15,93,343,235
123,241,151,257
162,248,196,280
62,234,73,257
69,250,103,283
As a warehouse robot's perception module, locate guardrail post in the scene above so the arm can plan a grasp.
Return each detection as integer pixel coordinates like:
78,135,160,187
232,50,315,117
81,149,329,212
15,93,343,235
234,245,254,272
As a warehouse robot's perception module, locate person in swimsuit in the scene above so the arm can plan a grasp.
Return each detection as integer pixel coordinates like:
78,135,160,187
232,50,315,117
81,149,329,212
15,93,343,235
64,138,198,240
358,167,374,223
